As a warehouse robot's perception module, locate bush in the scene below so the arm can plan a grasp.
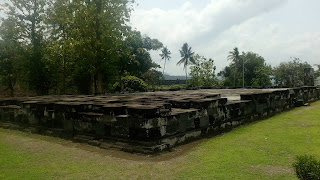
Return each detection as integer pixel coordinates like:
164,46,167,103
113,76,147,92
293,155,320,180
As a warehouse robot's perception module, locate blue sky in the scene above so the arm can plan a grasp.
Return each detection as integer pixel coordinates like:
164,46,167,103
130,0,320,75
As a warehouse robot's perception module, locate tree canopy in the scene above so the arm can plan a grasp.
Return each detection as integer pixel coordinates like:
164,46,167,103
0,0,164,95
160,46,171,76
0,1,316,95
219,51,272,87
189,54,217,87
273,57,311,87
177,43,195,83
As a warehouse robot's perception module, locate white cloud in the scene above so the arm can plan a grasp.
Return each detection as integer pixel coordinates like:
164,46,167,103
130,0,320,75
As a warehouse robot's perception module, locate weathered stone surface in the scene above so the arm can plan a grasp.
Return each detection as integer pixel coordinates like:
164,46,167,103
0,87,319,154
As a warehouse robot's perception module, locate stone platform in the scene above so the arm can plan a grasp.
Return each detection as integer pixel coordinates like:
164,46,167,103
0,87,319,154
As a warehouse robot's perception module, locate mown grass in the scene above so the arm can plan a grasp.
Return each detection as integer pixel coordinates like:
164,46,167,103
0,101,320,180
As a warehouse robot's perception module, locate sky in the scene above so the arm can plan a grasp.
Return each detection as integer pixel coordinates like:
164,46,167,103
130,0,320,76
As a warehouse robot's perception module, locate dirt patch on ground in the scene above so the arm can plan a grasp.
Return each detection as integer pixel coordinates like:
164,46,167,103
250,164,294,176
294,104,320,115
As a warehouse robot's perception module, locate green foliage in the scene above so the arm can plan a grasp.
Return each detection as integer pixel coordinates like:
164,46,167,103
315,65,320,79
5,0,50,95
0,0,163,95
273,57,311,87
189,54,217,87
113,76,147,92
116,30,163,79
177,43,196,83
228,47,240,64
142,69,163,90
293,155,320,180
242,52,272,86
159,46,171,76
220,79,233,87
315,65,320,85
47,0,135,94
0,16,26,96
251,65,273,87
219,50,272,87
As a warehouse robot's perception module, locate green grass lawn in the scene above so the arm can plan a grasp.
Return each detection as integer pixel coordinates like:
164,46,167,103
1,101,320,180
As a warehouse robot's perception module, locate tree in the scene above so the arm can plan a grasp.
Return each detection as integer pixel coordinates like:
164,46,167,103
218,66,233,86
251,65,273,87
45,0,78,94
228,47,240,64
315,65,320,86
0,13,28,96
142,68,163,90
241,52,270,86
189,54,217,87
0,0,164,95
4,0,50,95
177,43,196,84
273,57,311,87
47,0,135,94
159,46,171,76
314,64,320,80
219,51,272,87
227,47,240,86
114,30,162,91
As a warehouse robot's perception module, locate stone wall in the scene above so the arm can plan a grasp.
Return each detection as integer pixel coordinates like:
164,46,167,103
0,87,319,154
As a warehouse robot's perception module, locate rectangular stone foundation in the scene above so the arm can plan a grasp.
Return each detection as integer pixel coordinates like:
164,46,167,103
0,87,319,154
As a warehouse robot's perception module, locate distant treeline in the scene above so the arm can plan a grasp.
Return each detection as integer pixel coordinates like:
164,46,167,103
0,1,319,97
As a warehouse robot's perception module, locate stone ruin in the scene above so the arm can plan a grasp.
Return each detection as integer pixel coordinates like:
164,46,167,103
0,86,319,154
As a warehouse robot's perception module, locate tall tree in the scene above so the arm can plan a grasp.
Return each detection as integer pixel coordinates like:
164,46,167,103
159,46,171,76
315,64,320,86
5,0,50,95
115,30,162,91
177,43,195,84
189,54,217,87
251,65,273,87
0,17,25,96
273,57,311,87
228,47,240,64
227,47,240,87
47,0,134,94
241,52,271,86
217,66,233,86
219,51,272,87
45,0,77,94
314,64,320,78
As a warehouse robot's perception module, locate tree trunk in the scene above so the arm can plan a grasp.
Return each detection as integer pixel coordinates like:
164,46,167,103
120,74,124,92
163,60,166,76
242,57,245,88
162,59,166,88
9,83,14,97
185,67,188,85
96,70,103,94
62,56,66,94
94,0,102,95
233,72,235,87
90,73,95,94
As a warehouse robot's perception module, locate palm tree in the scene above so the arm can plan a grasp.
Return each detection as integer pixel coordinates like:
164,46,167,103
177,43,195,84
159,46,171,76
228,47,240,87
228,47,240,64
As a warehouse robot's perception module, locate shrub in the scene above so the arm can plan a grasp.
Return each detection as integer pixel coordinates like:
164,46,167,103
113,76,147,92
293,155,320,180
